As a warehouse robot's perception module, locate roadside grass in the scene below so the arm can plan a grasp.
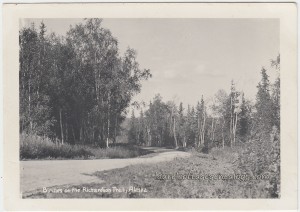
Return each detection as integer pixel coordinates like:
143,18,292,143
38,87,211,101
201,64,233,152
20,133,151,160
24,147,277,199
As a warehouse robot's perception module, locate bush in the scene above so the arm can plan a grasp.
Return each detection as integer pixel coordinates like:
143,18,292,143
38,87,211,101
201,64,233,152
209,127,280,198
235,126,280,198
20,133,150,160
20,133,94,159
210,146,240,163
90,145,147,159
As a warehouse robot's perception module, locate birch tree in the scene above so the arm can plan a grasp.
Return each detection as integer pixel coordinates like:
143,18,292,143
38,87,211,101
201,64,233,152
20,19,151,147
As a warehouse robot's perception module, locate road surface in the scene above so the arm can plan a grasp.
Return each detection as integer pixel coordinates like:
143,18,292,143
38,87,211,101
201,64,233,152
21,147,190,194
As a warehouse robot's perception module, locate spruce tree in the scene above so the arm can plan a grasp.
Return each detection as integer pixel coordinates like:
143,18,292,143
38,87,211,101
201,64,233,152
237,92,251,141
255,68,273,134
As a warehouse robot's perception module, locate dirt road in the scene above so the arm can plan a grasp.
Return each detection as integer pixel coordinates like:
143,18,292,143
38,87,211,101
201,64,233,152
21,147,190,194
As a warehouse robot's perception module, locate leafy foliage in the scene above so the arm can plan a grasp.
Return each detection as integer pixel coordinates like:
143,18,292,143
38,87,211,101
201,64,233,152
19,19,151,146
236,127,280,197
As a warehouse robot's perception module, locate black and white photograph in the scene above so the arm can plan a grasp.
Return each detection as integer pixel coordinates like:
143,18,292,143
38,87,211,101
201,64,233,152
19,17,281,199
2,2,298,211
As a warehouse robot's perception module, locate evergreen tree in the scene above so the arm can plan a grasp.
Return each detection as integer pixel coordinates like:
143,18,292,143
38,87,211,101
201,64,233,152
271,55,280,131
237,92,252,141
255,68,273,134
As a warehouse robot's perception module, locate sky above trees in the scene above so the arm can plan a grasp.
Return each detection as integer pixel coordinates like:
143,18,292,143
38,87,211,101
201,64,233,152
21,18,279,110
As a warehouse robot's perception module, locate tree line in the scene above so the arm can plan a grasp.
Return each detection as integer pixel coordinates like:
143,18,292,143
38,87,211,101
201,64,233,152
19,18,280,150
128,55,280,150
19,19,151,147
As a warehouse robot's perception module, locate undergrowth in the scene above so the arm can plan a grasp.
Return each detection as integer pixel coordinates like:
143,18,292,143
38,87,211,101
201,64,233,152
20,133,150,160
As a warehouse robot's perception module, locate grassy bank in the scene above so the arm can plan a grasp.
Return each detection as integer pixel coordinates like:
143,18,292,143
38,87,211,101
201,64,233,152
20,133,151,160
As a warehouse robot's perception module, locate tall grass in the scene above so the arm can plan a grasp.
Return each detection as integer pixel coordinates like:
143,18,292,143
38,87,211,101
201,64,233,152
20,133,149,160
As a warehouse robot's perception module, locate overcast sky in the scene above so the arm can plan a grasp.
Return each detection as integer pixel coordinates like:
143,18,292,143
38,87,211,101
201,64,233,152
21,18,279,113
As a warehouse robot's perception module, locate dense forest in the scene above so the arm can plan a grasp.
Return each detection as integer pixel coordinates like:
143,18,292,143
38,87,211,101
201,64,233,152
19,19,151,148
19,18,280,151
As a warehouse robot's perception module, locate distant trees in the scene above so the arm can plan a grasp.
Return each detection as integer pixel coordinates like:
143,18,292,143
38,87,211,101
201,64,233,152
213,89,228,148
237,93,252,142
128,111,137,145
19,19,151,147
196,97,206,147
128,95,207,148
128,54,280,151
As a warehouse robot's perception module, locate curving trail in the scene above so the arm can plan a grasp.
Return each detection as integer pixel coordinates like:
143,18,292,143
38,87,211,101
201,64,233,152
21,147,190,194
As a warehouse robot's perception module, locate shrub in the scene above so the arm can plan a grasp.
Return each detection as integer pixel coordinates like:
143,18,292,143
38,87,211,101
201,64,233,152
20,133,94,159
90,146,142,159
209,127,280,198
20,133,150,160
235,126,280,198
210,146,240,163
